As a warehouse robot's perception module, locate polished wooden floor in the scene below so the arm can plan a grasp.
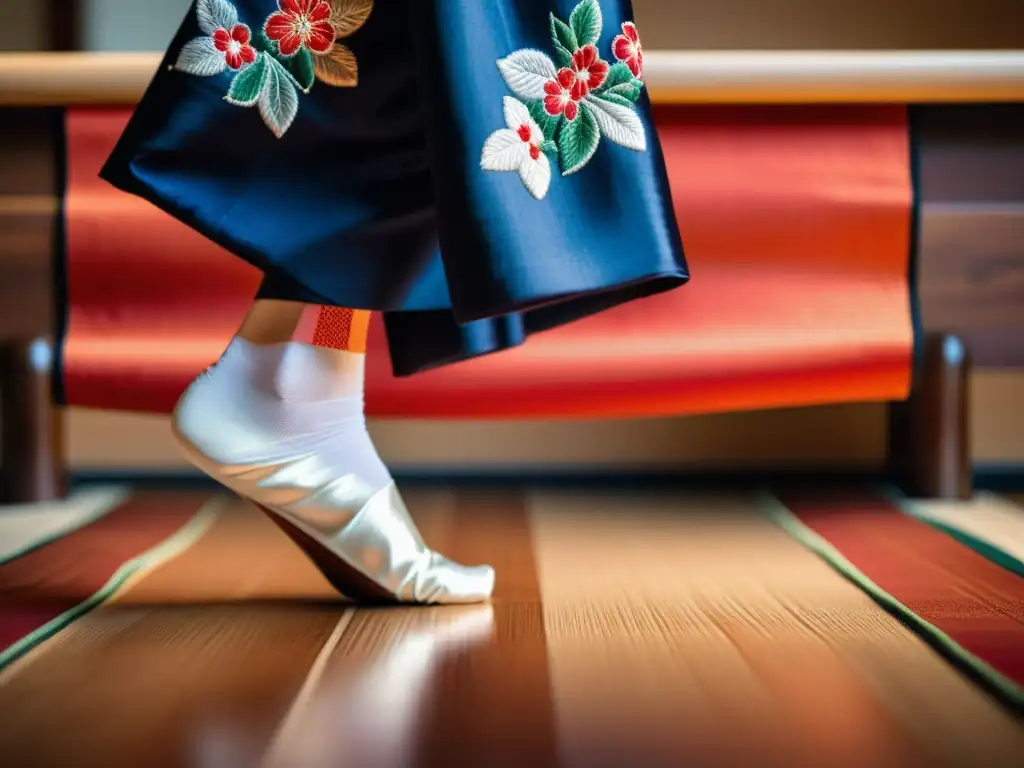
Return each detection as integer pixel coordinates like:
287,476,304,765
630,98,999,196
0,486,1022,767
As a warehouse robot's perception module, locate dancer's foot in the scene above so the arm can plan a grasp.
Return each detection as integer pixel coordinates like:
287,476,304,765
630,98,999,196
171,337,495,605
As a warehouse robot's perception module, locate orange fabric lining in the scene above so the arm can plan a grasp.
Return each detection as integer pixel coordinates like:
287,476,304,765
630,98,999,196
61,105,913,418
311,307,370,353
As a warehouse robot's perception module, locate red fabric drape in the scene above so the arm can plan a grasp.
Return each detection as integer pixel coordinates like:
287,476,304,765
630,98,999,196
62,105,913,418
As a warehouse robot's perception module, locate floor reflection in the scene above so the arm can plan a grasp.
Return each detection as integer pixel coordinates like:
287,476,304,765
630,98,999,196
265,604,495,767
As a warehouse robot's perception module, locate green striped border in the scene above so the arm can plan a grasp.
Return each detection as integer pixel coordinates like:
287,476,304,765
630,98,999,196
756,491,1024,713
0,487,130,568
881,486,1024,580
0,498,221,674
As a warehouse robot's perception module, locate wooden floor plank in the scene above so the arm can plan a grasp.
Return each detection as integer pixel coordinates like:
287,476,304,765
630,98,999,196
2,487,1022,766
265,487,561,768
0,495,344,768
118,496,338,605
528,490,1022,768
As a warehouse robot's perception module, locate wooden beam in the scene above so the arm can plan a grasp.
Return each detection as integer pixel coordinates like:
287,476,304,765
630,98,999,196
1,50,1024,107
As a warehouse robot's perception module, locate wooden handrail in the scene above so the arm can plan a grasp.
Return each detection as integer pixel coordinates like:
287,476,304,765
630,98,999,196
0,50,1023,106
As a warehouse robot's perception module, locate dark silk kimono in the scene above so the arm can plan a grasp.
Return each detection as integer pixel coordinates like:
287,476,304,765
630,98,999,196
101,0,688,376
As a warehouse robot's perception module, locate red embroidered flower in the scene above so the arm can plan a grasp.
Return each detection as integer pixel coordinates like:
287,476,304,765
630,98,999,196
568,44,609,100
213,24,257,70
543,69,579,121
264,0,336,57
612,22,643,78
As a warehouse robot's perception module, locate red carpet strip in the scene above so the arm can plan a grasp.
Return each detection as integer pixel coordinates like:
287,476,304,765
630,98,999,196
763,491,1024,712
0,492,214,671
886,491,1024,581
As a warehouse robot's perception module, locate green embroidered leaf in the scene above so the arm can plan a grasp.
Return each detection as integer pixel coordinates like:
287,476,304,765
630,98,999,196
250,30,310,92
252,28,275,53
549,14,577,65
606,81,643,102
285,46,316,93
569,0,603,47
552,43,572,69
557,104,599,176
600,62,635,91
542,139,558,155
225,52,269,107
595,64,644,103
259,57,300,138
528,100,561,143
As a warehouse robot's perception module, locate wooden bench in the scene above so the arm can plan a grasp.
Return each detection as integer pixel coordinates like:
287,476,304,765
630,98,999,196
4,51,1023,504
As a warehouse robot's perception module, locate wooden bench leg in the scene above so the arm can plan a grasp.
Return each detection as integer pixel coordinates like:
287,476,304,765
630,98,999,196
0,338,68,504
887,333,972,500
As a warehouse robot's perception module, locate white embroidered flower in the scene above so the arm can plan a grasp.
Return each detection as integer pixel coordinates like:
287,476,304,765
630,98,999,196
480,96,552,200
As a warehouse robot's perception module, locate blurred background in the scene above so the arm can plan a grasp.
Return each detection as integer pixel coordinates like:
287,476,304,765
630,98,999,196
0,0,1022,485
4,0,1024,51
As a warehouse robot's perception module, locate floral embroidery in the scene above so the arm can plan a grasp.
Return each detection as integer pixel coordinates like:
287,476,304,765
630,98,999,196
213,24,257,70
173,0,373,138
612,22,643,78
482,0,647,199
480,97,552,200
264,0,335,56
543,70,579,121
566,44,609,100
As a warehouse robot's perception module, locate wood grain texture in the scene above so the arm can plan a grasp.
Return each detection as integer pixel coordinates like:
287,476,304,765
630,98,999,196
528,491,1024,767
266,488,560,768
0,604,341,768
117,496,338,605
0,494,343,768
0,488,1023,765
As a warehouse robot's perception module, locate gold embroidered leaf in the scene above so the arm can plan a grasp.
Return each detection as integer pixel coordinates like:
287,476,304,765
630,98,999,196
329,0,374,39
314,44,359,87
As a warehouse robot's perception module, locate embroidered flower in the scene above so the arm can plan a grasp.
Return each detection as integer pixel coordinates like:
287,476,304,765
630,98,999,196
264,0,336,56
213,24,257,70
568,44,609,100
312,0,374,87
543,69,579,121
487,0,649,195
173,0,374,138
612,22,643,78
480,97,552,200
